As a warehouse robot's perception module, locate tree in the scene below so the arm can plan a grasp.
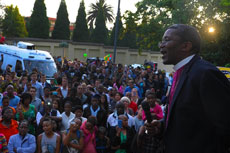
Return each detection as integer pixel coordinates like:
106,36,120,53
0,1,4,26
2,5,28,37
87,0,114,29
121,11,137,49
90,7,108,44
29,0,49,38
130,0,230,65
109,11,125,46
52,0,70,40
72,0,89,42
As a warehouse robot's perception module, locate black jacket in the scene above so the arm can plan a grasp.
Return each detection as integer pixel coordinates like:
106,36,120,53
83,106,107,127
110,126,135,153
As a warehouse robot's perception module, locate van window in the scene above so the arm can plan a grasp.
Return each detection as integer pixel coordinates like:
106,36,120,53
24,60,57,77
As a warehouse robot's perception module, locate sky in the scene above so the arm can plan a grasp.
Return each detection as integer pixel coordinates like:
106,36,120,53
1,0,141,28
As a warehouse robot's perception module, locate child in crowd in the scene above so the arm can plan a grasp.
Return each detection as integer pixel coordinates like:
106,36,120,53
142,92,163,121
0,96,16,120
61,101,75,131
96,126,110,153
37,118,61,153
134,105,144,132
62,118,84,153
81,116,98,153
52,98,62,113
73,105,87,123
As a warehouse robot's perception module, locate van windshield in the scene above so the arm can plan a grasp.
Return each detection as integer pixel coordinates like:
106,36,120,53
24,60,57,77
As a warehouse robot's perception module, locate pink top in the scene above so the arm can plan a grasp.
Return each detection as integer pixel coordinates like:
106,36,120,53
80,121,97,153
142,104,163,120
113,83,124,94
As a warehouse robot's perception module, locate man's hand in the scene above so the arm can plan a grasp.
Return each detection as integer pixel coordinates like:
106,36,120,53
69,123,75,133
145,120,161,135
139,125,146,136
116,126,121,137
13,148,17,153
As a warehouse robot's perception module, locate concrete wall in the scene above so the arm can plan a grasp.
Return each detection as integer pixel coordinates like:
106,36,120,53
5,38,173,73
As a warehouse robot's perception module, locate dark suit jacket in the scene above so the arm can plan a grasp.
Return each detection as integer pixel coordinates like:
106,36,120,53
164,55,230,153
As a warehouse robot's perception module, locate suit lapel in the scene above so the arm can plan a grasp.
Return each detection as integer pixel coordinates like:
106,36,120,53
167,55,201,128
168,69,188,118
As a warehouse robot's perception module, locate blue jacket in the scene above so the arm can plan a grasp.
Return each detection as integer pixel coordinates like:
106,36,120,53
124,85,142,98
8,133,36,153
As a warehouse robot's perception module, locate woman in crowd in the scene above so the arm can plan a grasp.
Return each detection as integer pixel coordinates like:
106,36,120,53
8,120,36,153
62,118,84,153
110,92,123,112
16,92,36,135
111,115,135,153
100,94,109,115
120,96,134,116
37,118,61,153
0,107,18,142
81,116,98,153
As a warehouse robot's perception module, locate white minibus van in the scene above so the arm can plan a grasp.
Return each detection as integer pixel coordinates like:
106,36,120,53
0,41,57,78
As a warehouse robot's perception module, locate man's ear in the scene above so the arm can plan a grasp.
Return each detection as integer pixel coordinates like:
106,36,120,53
181,42,193,53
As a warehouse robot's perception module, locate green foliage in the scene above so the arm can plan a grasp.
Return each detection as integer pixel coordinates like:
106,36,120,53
109,11,125,46
52,0,70,40
72,0,89,42
225,63,230,67
24,17,30,34
121,11,137,49
87,0,114,28
90,7,108,44
29,0,50,38
2,5,28,37
0,1,4,25
129,0,230,65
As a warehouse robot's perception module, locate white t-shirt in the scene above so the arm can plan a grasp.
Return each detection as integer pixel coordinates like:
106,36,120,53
61,112,75,131
36,110,62,125
107,112,134,128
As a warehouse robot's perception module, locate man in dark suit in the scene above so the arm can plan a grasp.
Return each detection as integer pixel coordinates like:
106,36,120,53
145,24,230,153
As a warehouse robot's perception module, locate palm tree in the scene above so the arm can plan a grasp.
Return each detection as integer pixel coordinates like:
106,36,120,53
87,0,114,28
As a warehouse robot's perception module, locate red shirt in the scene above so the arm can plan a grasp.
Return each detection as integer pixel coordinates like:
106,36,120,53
128,101,138,113
0,119,19,142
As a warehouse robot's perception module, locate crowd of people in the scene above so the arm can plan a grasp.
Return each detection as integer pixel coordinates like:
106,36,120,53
1,23,230,153
0,55,170,153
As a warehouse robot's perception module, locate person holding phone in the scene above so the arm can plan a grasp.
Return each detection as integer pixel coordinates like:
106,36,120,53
36,102,62,135
62,118,84,153
111,115,135,153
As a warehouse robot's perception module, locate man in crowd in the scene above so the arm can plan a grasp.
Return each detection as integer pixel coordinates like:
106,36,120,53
5,84,20,109
30,72,43,99
30,86,43,112
124,80,142,98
